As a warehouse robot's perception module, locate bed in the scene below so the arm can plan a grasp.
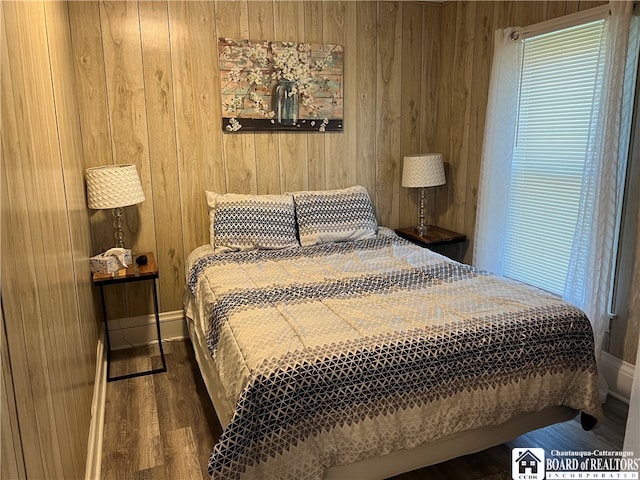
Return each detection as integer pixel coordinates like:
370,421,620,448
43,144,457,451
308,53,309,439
184,186,602,480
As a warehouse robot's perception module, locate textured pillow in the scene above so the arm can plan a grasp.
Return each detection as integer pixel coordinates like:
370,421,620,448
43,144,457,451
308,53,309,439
205,192,299,252
291,186,378,246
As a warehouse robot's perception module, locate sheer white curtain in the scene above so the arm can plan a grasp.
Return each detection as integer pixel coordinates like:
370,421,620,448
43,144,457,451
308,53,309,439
473,27,522,275
564,0,639,368
475,1,639,402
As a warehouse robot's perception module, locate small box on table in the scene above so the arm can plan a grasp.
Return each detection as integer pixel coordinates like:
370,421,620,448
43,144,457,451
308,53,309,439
89,249,132,274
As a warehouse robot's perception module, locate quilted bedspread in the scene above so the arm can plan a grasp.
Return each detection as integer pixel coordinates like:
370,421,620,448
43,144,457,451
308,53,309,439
187,230,603,480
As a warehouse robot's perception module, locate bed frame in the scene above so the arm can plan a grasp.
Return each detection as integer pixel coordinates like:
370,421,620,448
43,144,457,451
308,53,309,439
185,313,577,480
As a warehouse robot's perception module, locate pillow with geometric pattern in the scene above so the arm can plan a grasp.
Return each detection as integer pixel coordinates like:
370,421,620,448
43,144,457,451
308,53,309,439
290,185,378,247
205,192,299,253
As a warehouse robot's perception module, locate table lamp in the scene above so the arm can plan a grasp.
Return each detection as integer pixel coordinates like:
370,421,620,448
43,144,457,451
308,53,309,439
401,153,446,235
85,164,145,248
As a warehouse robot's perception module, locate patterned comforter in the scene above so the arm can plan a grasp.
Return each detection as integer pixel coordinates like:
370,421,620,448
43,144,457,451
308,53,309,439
186,230,602,480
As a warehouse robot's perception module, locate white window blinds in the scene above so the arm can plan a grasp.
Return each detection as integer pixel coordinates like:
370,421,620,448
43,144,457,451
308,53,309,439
502,20,606,295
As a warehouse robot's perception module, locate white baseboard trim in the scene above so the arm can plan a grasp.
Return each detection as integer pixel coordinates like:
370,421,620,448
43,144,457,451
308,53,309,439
84,332,107,480
601,351,635,404
107,310,187,350
84,311,187,479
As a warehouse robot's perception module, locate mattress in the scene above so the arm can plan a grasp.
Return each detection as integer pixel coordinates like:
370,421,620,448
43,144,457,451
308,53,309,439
185,229,602,480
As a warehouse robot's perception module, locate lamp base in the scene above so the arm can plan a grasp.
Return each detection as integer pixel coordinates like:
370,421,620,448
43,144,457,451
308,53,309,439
413,224,430,236
113,207,126,249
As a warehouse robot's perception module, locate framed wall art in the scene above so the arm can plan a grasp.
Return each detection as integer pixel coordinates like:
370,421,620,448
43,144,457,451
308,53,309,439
219,38,344,132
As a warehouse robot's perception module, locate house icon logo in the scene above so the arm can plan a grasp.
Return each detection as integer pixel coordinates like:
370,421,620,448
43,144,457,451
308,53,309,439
512,448,545,480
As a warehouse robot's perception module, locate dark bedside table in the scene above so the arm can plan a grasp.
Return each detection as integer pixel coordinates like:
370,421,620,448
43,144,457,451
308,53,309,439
395,226,467,261
92,252,167,381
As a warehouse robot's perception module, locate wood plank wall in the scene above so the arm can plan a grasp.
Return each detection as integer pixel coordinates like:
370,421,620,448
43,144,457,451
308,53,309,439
433,0,608,254
1,1,100,478
0,2,637,478
66,0,639,364
434,0,638,364
67,0,444,319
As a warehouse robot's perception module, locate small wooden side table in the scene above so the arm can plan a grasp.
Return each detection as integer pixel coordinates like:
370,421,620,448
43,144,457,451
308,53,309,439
92,252,167,382
395,226,467,261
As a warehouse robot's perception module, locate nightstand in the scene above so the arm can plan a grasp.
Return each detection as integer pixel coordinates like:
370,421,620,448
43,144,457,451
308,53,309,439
395,226,467,261
92,252,167,382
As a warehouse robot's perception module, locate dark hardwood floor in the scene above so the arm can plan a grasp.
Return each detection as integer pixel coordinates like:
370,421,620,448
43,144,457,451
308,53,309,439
101,340,628,480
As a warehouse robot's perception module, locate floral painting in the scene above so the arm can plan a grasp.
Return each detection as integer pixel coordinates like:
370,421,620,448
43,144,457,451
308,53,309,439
218,38,344,132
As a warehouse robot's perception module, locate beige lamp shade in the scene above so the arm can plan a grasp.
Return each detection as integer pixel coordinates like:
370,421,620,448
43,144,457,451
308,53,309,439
401,154,446,188
85,164,145,210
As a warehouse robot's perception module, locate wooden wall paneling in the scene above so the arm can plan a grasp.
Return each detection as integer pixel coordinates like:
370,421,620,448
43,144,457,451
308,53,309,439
0,13,48,478
59,0,635,364
323,1,348,190
68,1,127,325
418,5,442,228
398,3,424,229
139,1,185,312
419,6,442,156
0,23,26,479
253,138,282,195
168,2,214,256
513,1,547,27
6,1,82,476
444,2,475,234
0,191,46,479
1,304,26,480
99,1,157,319
491,1,515,30
433,2,456,229
46,1,93,370
246,0,276,55
343,2,359,190
433,2,455,230
2,1,83,476
224,134,258,194
189,0,227,233
43,0,98,439
303,1,326,192
579,1,608,12
462,1,494,264
565,1,582,15
545,2,571,20
274,1,309,193
0,26,36,477
375,1,403,228
67,1,116,255
356,1,378,203
248,1,282,195
99,1,155,254
216,1,258,195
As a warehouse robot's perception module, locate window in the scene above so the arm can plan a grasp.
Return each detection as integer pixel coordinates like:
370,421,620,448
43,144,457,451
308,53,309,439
475,4,639,351
502,20,606,296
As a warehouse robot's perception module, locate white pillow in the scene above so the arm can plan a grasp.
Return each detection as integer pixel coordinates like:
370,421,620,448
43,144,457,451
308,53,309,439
290,186,378,247
205,191,299,253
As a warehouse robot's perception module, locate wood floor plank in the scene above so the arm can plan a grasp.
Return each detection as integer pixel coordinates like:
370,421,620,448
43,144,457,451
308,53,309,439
151,349,192,433
151,339,220,473
163,427,204,480
102,347,163,478
132,465,167,480
102,340,628,480
130,361,163,472
102,421,137,480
